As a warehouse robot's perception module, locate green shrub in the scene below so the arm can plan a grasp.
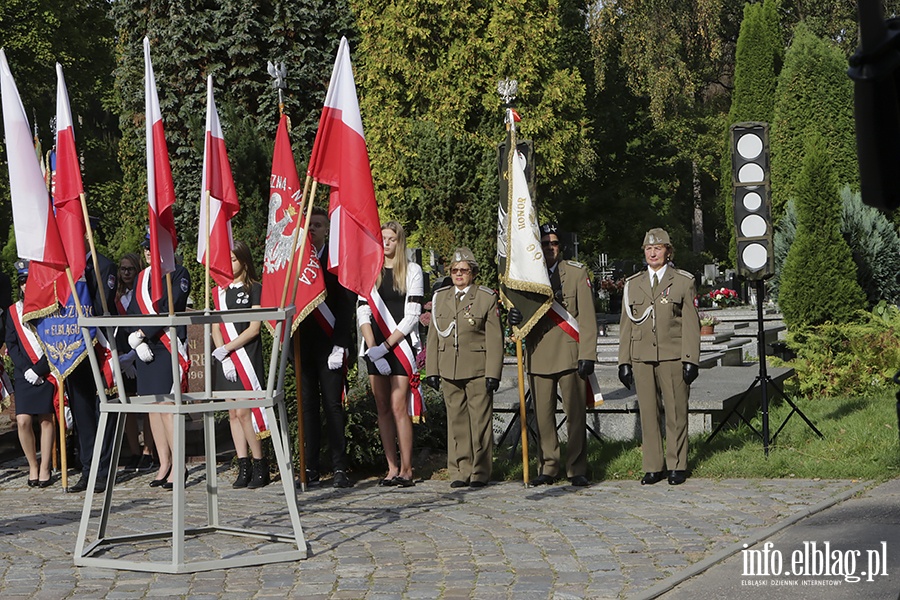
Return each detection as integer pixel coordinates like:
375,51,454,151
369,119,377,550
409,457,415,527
786,304,900,399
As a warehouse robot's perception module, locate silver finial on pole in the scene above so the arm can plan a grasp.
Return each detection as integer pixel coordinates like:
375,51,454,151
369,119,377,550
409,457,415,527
267,61,287,114
498,78,518,106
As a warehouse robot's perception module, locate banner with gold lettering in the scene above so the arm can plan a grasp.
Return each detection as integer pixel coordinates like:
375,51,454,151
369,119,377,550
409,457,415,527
31,280,94,380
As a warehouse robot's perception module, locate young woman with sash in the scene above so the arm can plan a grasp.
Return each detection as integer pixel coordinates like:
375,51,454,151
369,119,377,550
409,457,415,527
357,222,424,488
5,260,56,487
210,241,269,489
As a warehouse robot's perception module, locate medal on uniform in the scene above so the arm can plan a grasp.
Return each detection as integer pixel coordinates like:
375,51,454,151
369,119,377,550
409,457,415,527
660,286,670,304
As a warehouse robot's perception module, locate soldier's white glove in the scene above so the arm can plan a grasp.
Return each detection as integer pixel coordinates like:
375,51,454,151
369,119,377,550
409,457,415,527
136,342,154,363
24,369,43,385
365,342,390,362
327,346,346,370
222,357,238,382
212,346,230,362
119,350,137,379
373,357,391,376
128,331,145,349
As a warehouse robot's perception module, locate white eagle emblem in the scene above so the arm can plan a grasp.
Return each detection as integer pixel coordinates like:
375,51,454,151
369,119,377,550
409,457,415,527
264,192,297,274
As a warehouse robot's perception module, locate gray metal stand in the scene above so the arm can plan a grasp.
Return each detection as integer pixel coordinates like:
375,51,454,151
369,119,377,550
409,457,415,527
73,307,307,573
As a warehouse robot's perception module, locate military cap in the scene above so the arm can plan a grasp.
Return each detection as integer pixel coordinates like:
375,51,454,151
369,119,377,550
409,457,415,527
450,247,478,269
14,259,29,281
642,228,671,247
140,229,151,249
540,222,559,236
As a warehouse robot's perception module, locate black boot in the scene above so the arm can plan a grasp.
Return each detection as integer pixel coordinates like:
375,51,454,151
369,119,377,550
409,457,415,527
247,457,270,489
233,457,251,489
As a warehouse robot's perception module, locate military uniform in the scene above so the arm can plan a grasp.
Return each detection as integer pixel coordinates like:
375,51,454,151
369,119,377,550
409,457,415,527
524,259,597,479
618,264,700,473
426,282,503,484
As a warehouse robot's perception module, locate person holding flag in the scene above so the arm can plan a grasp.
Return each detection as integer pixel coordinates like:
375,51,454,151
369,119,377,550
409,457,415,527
508,223,597,487
210,240,270,489
6,261,56,488
297,206,355,489
357,222,424,488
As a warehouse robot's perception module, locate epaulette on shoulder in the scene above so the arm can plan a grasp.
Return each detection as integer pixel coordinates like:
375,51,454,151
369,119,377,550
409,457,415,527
566,260,585,269
625,272,643,282
434,285,452,294
478,285,497,296
675,268,695,280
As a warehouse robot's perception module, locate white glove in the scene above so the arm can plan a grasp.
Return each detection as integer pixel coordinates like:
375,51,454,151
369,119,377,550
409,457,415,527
24,369,43,385
222,357,238,382
373,357,391,376
136,342,154,363
119,350,137,379
366,342,390,362
327,346,346,370
128,331,145,349
212,345,230,362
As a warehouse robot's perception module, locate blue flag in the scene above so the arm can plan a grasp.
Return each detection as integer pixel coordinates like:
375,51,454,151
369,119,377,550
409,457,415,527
32,280,95,381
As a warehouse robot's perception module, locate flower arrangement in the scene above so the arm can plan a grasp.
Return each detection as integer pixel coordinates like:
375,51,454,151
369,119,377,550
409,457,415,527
600,278,625,293
708,287,739,307
699,312,721,327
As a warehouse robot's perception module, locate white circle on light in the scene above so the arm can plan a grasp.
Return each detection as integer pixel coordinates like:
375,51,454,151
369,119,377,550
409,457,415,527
740,214,768,237
737,133,763,159
738,163,765,183
742,191,762,211
742,243,768,271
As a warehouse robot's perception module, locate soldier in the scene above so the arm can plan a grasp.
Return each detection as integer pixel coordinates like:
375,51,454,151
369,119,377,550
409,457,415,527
508,223,597,487
425,247,503,489
617,228,700,486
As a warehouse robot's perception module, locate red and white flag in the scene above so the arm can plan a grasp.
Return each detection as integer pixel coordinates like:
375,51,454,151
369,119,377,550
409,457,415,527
196,75,239,288
144,37,178,307
307,37,383,299
261,114,325,330
54,63,87,284
1,49,68,318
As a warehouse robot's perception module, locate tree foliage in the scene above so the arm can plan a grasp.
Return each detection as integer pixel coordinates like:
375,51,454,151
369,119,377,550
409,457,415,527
770,22,856,219
778,135,865,327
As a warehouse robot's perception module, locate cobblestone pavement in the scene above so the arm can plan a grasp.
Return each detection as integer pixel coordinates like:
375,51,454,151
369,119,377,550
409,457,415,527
0,458,867,599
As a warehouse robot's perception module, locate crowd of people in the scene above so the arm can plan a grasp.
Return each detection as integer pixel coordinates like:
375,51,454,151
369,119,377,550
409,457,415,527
0,217,702,491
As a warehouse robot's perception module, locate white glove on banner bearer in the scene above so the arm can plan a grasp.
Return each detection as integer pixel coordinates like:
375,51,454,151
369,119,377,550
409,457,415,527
128,331,145,349
136,342,154,363
327,346,346,370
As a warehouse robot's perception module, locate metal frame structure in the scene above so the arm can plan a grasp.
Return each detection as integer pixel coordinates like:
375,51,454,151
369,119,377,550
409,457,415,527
73,306,307,573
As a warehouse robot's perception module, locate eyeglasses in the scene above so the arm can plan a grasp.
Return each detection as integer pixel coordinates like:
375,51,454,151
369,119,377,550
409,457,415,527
541,240,560,248
119,266,135,272
450,268,471,275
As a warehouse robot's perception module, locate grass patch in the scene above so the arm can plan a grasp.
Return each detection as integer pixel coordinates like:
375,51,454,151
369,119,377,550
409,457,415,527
491,388,900,482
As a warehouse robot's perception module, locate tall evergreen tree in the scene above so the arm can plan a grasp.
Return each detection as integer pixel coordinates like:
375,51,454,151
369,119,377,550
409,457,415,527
770,22,856,220
778,135,865,327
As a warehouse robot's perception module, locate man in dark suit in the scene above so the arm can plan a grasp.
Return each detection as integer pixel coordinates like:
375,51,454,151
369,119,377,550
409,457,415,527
617,228,701,486
298,207,354,488
509,223,597,487
66,227,119,494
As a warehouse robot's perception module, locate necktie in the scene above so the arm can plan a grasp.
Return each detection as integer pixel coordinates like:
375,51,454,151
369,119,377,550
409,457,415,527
456,291,465,305
651,273,659,295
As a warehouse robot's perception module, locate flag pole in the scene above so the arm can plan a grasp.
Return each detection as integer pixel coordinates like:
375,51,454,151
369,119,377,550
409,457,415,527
515,338,529,486
277,174,313,310
79,194,110,316
61,265,86,489
204,190,211,313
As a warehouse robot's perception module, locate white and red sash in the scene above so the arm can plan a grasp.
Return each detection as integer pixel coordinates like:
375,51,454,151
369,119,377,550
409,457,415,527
10,301,59,391
312,302,350,405
135,268,190,393
213,286,269,438
368,289,425,422
547,302,604,408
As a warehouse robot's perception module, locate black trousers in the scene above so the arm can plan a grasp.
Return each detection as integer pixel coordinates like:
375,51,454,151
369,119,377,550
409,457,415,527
300,348,347,472
66,360,117,478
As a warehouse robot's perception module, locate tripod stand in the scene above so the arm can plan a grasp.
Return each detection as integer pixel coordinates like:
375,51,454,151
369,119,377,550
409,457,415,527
706,278,823,455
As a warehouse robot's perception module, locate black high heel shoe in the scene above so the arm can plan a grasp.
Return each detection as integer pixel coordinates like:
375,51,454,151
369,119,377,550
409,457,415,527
149,466,172,488
27,478,39,488
161,468,188,490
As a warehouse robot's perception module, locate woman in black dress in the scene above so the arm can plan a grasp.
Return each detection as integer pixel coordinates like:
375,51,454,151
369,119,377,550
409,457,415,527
357,222,424,487
5,261,56,487
210,240,268,489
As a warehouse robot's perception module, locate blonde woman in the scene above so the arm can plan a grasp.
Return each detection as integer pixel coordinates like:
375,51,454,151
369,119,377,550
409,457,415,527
357,222,424,487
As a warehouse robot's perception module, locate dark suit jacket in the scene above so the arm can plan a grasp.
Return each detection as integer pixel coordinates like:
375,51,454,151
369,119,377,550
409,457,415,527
298,246,354,353
84,252,117,316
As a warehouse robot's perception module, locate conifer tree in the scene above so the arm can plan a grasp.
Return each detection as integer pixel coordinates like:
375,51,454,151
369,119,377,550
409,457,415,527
778,135,865,327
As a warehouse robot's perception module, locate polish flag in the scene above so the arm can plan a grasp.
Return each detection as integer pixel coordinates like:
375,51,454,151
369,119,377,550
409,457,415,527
144,37,178,306
196,75,239,288
0,49,68,318
54,63,87,284
307,37,383,298
260,115,325,330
